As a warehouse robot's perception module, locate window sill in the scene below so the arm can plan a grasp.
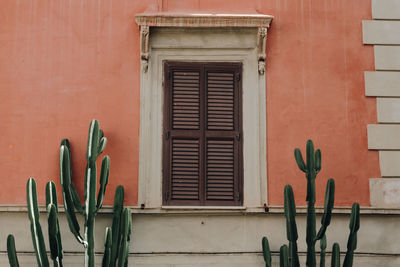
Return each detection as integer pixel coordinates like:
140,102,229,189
161,206,247,210
2,205,400,216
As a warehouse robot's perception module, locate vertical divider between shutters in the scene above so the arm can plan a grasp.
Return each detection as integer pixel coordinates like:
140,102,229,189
236,64,243,206
233,67,238,205
199,64,206,205
162,62,171,205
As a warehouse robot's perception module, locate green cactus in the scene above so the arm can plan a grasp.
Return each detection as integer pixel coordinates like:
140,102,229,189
117,207,132,267
262,140,360,267
343,203,360,267
279,245,289,267
6,120,131,267
294,140,320,267
102,227,112,267
319,235,326,267
262,237,272,267
27,178,50,267
46,181,63,267
110,186,125,266
284,185,300,267
331,243,340,267
316,180,335,241
7,235,20,267
58,120,129,267
59,144,85,245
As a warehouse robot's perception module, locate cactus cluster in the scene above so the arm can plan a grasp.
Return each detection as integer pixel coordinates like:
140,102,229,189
262,140,360,267
7,120,132,267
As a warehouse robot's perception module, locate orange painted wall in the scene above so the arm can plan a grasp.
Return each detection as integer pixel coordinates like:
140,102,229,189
0,0,379,206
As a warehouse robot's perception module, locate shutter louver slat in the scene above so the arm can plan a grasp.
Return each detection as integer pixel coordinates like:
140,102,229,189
207,72,235,130
172,71,200,130
206,139,235,201
171,139,200,200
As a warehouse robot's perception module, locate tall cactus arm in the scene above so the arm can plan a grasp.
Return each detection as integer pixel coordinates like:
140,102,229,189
7,235,20,267
262,237,272,267
111,186,125,265
60,139,84,214
319,235,326,267
96,156,111,212
27,178,50,267
331,243,340,267
47,204,63,267
284,185,300,267
46,182,58,212
84,161,97,267
343,203,360,267
98,137,107,155
284,185,298,242
117,208,132,267
46,182,63,265
294,148,307,172
316,179,335,241
306,140,315,172
60,139,72,174
315,149,321,173
86,120,100,162
60,145,85,245
125,208,132,267
70,183,84,214
102,227,112,267
279,245,289,267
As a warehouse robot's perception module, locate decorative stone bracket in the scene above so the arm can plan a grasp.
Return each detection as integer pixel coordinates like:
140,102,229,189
135,13,273,74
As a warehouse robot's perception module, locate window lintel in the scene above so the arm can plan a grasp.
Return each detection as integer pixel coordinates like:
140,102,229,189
135,13,273,74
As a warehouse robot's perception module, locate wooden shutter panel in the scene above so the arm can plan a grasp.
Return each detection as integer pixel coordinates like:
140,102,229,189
163,62,242,206
205,68,241,205
164,64,203,205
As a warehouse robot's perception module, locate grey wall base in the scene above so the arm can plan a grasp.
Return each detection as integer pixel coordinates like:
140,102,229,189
0,211,398,266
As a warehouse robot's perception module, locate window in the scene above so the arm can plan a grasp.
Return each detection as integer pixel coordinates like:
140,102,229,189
135,14,272,209
162,62,243,206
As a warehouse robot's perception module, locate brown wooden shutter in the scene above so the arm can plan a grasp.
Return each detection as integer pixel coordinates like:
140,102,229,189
163,62,242,206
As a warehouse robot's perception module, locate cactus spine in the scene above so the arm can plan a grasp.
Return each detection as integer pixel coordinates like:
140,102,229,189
262,140,360,267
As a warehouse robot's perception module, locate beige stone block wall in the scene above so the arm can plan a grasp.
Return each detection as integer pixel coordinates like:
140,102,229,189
372,0,400,19
365,71,400,97
377,98,400,123
364,0,400,207
363,21,400,44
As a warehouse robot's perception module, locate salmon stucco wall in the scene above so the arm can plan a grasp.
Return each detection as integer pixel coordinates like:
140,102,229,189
0,0,379,207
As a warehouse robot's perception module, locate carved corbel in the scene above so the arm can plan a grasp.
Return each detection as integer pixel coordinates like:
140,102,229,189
257,27,268,75
140,25,150,72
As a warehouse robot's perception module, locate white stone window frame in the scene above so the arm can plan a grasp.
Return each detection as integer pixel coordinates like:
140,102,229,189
136,14,273,209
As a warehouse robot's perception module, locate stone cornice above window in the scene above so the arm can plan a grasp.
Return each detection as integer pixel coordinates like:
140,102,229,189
134,13,273,74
